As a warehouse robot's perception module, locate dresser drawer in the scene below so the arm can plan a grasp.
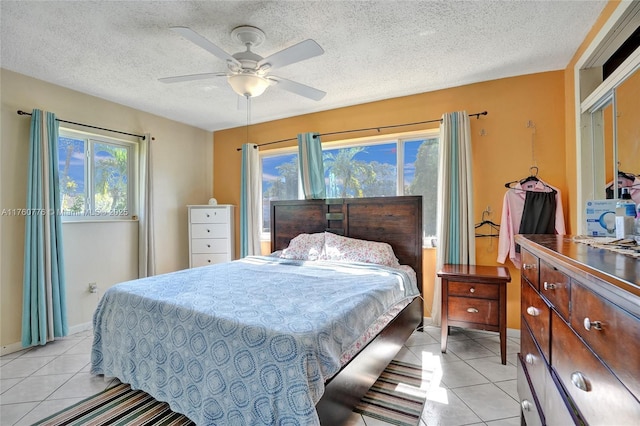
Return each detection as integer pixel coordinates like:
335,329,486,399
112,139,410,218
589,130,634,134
551,310,640,425
521,248,539,289
448,296,499,326
448,281,499,299
191,223,230,239
539,260,570,321
190,207,230,224
570,281,640,399
192,253,231,267
521,280,550,361
544,369,580,426
191,238,229,254
521,321,546,403
517,356,543,426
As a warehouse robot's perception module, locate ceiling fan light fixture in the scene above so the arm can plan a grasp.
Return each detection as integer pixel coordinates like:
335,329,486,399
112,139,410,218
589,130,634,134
228,74,270,97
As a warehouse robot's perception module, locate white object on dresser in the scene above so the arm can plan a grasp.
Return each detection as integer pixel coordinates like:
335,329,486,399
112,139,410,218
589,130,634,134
188,205,235,268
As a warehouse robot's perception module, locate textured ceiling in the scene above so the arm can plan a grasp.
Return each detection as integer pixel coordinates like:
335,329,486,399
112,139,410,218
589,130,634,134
1,1,607,132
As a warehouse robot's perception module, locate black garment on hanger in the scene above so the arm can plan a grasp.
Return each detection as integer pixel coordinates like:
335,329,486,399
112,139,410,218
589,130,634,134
519,191,556,234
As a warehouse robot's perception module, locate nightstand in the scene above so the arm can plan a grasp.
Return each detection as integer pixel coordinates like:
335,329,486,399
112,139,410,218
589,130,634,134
438,264,511,364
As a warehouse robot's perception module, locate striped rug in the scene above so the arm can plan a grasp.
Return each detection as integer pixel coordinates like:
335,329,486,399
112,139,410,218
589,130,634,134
354,360,427,426
33,360,426,426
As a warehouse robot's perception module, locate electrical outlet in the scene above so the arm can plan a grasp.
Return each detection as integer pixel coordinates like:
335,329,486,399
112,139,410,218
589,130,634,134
88,282,98,293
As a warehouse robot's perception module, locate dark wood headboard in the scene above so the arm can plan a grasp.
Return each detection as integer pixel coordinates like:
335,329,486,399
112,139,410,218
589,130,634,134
270,196,423,293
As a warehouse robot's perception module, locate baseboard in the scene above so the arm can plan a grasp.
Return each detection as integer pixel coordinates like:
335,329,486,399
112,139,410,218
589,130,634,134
422,316,521,339
0,321,93,356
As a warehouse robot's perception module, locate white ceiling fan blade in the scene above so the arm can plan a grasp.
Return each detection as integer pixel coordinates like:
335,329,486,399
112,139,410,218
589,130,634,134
158,72,226,84
268,76,326,101
258,39,324,70
170,26,241,67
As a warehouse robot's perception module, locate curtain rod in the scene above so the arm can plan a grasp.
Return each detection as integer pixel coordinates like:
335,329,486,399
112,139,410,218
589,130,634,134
17,110,146,140
236,110,487,151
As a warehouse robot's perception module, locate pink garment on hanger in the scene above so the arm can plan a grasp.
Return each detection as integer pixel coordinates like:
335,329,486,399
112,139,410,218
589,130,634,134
497,180,566,269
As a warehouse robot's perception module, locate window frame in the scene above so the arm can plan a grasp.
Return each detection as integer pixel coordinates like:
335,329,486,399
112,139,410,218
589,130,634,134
259,129,440,241
58,128,138,222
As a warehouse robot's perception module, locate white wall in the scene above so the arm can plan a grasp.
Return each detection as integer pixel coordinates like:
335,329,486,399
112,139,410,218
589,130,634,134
0,69,214,352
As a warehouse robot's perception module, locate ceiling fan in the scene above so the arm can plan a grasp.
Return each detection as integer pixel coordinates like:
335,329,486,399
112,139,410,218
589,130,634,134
159,25,326,101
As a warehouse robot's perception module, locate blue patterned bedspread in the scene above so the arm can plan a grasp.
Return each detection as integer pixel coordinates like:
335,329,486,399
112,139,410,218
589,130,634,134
91,256,419,425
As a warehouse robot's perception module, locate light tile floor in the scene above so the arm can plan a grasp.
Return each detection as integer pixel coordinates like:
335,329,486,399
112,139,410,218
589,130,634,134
1,325,521,426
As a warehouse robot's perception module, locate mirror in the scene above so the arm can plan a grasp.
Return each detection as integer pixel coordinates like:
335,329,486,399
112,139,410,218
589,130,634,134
591,65,639,200
615,67,640,182
577,1,639,233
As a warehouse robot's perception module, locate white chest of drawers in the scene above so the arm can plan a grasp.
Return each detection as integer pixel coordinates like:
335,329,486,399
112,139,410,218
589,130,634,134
188,205,235,268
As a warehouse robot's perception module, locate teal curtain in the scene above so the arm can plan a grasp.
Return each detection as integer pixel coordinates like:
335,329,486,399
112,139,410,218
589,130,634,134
22,109,68,347
431,111,475,326
297,133,326,199
240,143,261,257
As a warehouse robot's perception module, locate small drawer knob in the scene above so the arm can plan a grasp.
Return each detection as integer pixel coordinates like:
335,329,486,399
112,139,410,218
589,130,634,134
525,353,535,365
207,229,210,233
469,287,475,293
466,307,479,313
206,213,210,217
543,282,556,290
571,371,591,392
207,244,211,248
526,306,540,317
523,263,536,270
583,317,603,331
207,259,211,263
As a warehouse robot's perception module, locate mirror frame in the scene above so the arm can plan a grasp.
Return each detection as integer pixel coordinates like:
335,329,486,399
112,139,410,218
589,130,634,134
575,1,640,234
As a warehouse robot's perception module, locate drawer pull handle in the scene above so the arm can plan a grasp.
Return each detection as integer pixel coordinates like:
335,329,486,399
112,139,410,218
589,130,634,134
571,372,591,392
526,306,540,317
525,353,535,365
523,263,537,270
521,400,533,412
543,282,556,290
466,307,479,313
583,317,603,331
469,287,475,293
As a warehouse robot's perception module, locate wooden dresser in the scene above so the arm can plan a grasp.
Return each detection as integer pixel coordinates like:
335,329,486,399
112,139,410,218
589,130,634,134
188,205,235,267
516,235,640,425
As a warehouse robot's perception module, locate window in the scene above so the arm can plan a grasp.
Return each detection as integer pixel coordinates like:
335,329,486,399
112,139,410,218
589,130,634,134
260,131,439,241
58,129,136,220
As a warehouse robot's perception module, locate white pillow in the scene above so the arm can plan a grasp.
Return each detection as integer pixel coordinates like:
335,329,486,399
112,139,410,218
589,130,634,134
322,232,400,267
279,233,325,261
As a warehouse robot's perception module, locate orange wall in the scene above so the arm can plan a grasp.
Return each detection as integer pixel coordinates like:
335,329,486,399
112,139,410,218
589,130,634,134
214,71,568,330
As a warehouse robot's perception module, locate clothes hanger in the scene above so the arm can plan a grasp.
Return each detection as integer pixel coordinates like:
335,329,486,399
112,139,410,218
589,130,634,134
504,166,553,191
475,210,500,237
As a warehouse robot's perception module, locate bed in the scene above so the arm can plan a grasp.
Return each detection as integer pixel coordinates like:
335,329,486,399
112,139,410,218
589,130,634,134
91,196,423,425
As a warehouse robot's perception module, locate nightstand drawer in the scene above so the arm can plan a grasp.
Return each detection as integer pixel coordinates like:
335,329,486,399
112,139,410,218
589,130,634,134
448,296,499,326
448,281,500,299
